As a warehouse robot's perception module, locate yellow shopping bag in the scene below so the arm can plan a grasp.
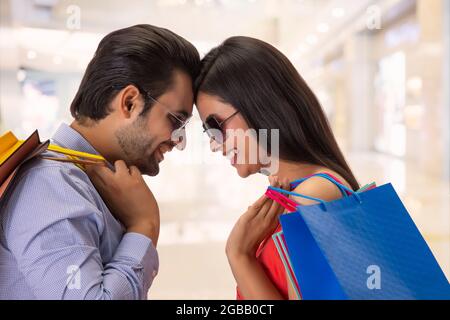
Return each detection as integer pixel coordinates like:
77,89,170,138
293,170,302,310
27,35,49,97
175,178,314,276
0,130,106,200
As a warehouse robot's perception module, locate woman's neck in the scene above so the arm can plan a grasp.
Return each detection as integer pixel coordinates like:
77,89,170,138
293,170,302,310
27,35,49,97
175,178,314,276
274,160,324,183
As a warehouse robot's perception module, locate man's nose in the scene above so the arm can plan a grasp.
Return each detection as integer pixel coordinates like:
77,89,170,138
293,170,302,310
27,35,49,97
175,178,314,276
172,129,187,150
210,138,222,153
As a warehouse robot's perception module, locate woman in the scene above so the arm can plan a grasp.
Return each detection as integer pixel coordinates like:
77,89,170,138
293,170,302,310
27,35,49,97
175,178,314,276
88,36,359,300
193,36,359,300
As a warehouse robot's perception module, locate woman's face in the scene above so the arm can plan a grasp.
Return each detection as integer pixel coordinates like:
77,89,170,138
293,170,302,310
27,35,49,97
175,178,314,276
196,92,263,178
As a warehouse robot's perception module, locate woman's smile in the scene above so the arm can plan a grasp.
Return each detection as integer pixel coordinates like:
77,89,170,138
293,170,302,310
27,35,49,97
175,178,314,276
225,148,239,166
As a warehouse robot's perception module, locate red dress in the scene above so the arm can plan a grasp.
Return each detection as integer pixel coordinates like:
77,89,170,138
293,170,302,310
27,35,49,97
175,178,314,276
236,173,349,300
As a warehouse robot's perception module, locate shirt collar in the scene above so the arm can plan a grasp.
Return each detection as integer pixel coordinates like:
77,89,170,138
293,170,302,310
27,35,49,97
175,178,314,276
51,123,102,157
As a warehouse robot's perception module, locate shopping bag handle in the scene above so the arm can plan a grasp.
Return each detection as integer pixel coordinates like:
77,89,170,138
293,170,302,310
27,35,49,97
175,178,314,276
265,189,298,212
267,186,326,205
46,144,106,162
267,173,362,211
290,173,351,197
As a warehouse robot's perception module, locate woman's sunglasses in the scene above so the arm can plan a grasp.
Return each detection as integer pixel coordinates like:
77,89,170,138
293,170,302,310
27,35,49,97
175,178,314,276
202,111,240,144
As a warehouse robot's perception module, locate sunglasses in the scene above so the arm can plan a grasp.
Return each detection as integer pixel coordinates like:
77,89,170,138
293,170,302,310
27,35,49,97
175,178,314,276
202,111,240,145
112,84,191,150
144,94,191,151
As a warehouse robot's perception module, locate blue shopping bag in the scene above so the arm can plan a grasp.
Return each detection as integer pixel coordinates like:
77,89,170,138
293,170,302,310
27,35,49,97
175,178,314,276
268,173,450,300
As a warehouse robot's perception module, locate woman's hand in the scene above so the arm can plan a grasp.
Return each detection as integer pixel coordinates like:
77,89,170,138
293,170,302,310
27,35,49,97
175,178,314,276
224,176,290,300
85,160,160,246
225,176,288,261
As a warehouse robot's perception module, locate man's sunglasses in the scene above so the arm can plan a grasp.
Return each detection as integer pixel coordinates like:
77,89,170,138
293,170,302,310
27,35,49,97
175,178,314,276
112,84,191,150
202,111,240,145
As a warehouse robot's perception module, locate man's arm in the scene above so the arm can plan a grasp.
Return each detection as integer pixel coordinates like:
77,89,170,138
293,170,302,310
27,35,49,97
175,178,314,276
3,165,158,300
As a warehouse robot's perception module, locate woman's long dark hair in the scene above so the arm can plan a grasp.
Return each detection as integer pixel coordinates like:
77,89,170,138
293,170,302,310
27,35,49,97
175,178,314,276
195,36,359,191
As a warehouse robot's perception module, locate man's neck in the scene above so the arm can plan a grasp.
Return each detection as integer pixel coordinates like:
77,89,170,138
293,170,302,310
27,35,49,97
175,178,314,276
70,120,115,162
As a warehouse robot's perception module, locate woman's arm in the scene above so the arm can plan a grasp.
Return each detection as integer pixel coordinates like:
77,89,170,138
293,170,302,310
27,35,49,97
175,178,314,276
225,176,289,300
228,253,284,300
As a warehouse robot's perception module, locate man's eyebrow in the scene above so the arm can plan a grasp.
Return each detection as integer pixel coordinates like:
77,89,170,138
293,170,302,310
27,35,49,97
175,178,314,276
174,110,191,119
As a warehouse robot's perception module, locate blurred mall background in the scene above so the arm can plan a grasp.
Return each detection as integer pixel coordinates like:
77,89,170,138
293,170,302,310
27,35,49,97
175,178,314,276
0,0,449,298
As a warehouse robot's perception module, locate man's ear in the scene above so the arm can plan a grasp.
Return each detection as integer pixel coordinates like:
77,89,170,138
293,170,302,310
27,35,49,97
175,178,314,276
118,85,143,119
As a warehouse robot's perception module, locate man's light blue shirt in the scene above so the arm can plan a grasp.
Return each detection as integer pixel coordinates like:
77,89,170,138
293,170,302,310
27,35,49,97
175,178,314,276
0,123,159,299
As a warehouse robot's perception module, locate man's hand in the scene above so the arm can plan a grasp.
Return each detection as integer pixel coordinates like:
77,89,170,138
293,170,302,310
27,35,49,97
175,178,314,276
85,160,160,246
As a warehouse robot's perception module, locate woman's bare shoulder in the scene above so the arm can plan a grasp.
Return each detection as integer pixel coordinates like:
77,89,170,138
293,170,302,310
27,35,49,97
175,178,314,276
290,169,351,205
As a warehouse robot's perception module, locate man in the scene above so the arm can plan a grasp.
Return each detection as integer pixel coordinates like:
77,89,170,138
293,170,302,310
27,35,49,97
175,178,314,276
0,24,200,299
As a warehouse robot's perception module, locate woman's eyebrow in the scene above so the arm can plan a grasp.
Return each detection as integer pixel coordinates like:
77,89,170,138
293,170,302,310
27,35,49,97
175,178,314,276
206,113,218,119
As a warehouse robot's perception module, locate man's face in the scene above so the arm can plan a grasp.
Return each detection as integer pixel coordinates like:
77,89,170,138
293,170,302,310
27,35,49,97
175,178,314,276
115,71,193,176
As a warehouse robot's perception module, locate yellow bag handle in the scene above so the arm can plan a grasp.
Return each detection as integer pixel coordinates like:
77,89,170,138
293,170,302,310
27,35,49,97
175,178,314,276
46,144,105,161
0,131,106,166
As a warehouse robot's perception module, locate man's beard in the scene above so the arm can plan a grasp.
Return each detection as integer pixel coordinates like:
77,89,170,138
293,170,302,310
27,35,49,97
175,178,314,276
115,116,160,176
